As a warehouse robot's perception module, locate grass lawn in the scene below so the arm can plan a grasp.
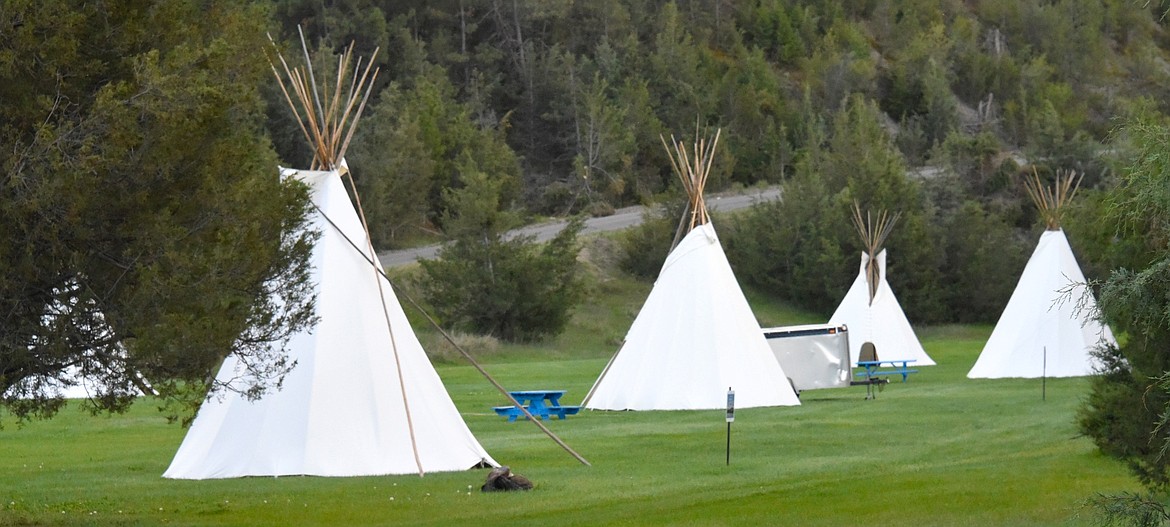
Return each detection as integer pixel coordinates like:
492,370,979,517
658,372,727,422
0,318,1139,526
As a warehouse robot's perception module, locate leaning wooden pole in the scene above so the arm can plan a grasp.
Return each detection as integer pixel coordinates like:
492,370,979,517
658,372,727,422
272,31,438,476
306,199,591,467
268,30,589,468
394,288,593,467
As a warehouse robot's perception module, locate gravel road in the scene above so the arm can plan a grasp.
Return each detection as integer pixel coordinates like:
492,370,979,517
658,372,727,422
377,187,781,268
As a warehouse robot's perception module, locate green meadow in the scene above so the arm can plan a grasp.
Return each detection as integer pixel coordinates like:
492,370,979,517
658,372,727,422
0,273,1140,526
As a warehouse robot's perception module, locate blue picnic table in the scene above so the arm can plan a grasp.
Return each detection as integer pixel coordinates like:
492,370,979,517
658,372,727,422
852,360,918,399
493,390,581,421
854,360,919,383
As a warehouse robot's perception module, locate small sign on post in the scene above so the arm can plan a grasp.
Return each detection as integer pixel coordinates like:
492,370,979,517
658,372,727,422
726,388,735,422
726,387,734,465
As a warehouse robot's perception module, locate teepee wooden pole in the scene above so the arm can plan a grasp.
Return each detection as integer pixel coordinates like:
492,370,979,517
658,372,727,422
659,134,691,251
1024,168,1081,231
344,170,425,476
337,54,379,163
661,126,721,238
274,28,424,476
270,28,590,469
298,26,327,153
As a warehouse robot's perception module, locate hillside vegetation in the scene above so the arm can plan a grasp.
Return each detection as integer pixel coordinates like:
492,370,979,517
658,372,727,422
7,1,1165,353
264,0,1170,325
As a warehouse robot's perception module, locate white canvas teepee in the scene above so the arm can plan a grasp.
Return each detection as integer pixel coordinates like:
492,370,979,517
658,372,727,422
968,171,1116,379
164,41,494,478
583,130,800,411
165,167,495,478
50,366,135,400
7,366,118,400
829,206,935,366
13,292,153,401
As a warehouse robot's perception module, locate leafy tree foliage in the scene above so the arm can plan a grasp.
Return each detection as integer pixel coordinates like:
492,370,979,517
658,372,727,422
7,0,1170,398
418,170,584,342
349,62,521,246
1079,116,1170,491
0,1,316,421
617,196,688,280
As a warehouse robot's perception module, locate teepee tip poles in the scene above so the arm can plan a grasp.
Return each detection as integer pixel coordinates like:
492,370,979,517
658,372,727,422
1023,168,1081,231
850,201,901,306
660,127,722,245
849,202,900,256
267,30,380,171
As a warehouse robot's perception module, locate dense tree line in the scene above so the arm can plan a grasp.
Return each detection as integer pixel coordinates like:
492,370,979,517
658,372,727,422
265,0,1170,323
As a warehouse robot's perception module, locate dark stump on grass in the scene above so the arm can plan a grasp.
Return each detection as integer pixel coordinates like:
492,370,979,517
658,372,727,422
481,466,533,492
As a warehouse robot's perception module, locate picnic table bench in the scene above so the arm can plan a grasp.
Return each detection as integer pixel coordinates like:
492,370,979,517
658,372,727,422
493,390,581,421
854,360,918,383
851,360,917,399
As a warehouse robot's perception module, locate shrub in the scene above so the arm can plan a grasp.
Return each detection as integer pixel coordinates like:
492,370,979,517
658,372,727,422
419,171,585,342
586,201,616,217
617,197,686,280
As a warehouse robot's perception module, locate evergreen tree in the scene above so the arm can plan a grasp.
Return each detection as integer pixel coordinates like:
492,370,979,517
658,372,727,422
718,44,793,185
419,169,584,342
1080,115,1170,491
0,0,316,421
569,72,637,206
349,62,521,243
647,2,711,131
800,20,877,112
618,196,688,280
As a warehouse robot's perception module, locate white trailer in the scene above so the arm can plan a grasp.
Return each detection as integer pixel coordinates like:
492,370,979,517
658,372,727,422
762,324,852,392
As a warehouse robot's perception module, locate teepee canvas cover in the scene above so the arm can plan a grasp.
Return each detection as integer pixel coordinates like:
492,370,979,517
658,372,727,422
584,222,801,410
830,250,935,366
968,171,1116,378
583,130,800,410
165,168,495,478
967,230,1115,378
829,206,935,366
164,39,494,478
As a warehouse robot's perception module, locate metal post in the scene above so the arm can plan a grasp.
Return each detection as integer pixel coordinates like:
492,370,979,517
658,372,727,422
726,422,731,466
725,387,734,466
